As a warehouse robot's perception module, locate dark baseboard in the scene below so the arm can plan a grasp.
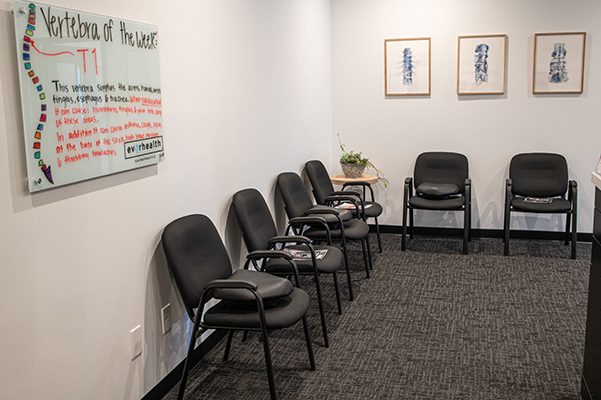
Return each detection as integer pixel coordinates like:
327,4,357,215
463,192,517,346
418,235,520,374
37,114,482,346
142,329,228,400
371,224,592,242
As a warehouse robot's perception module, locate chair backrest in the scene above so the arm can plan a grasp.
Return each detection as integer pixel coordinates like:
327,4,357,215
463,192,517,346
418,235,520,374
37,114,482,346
414,152,469,193
232,188,278,252
162,214,232,318
509,153,568,197
277,172,315,219
305,160,335,205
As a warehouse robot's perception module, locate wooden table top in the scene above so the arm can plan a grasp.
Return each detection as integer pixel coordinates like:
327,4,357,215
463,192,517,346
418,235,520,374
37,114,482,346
330,174,379,185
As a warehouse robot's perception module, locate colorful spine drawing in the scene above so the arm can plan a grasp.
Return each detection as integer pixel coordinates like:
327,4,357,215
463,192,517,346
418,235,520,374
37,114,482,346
474,43,489,84
549,42,568,83
402,48,413,85
22,3,53,184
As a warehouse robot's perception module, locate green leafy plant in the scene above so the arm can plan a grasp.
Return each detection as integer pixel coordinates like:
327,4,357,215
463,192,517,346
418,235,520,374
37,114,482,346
338,133,389,187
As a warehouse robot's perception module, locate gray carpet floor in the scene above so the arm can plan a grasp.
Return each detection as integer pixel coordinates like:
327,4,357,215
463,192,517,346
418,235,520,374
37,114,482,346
167,235,591,400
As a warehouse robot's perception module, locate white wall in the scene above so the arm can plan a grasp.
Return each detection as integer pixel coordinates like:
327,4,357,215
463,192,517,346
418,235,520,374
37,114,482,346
2,0,599,399
331,0,601,233
0,0,331,399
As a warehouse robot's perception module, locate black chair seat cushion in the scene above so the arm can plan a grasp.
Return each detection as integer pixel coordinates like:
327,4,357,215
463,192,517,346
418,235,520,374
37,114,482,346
264,245,342,274
349,201,383,219
416,182,460,199
511,197,571,213
409,195,465,210
204,287,310,330
307,204,352,223
304,219,370,241
213,269,293,302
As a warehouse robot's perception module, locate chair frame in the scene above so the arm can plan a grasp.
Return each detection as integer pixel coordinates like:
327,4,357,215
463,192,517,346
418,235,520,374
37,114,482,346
305,160,384,253
341,180,383,252
277,172,373,302
287,205,370,301
176,251,315,400
401,153,472,255
503,173,578,259
232,188,342,347
255,232,341,348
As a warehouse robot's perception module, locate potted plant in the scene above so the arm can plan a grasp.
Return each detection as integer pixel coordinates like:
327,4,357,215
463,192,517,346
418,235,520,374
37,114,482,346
338,134,389,187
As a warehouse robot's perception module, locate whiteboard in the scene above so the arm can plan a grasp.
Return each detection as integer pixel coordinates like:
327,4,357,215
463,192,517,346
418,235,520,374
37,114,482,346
13,0,164,192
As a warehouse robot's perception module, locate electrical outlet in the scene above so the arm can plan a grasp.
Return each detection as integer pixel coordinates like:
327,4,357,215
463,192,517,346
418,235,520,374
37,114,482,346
161,303,172,335
130,325,142,359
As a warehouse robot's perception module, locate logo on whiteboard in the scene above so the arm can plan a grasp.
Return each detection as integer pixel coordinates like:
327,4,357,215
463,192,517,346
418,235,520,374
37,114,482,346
124,137,163,159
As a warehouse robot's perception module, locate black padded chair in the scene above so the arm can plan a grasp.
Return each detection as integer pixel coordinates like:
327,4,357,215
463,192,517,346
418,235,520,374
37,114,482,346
504,153,577,259
276,172,373,302
162,214,315,400
305,160,384,253
232,188,343,348
402,152,471,254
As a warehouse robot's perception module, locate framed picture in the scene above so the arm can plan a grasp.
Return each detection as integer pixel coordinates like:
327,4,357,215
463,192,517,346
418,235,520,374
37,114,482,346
457,34,507,95
385,37,431,96
533,32,586,94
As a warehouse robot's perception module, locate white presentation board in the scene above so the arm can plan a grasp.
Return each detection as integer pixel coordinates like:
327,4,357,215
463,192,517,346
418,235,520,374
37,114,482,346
13,0,164,192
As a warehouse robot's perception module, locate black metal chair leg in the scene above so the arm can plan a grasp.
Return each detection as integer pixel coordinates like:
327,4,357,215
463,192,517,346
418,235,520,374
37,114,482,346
463,209,469,255
374,217,383,253
468,206,472,242
301,315,316,371
341,237,354,301
571,210,577,260
365,234,373,271
401,204,408,251
565,213,571,245
260,325,277,400
312,273,329,348
223,330,234,361
504,212,510,256
177,313,203,400
360,239,370,279
409,208,415,238
332,273,342,315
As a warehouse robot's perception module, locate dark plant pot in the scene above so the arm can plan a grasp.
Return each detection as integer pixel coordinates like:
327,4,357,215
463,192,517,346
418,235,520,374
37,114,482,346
341,163,365,178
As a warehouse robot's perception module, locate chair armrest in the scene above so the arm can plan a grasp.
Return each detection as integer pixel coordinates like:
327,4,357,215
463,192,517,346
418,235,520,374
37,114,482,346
324,195,365,220
324,195,361,205
267,236,320,274
569,180,578,203
245,250,302,287
203,279,258,292
304,207,339,216
332,189,361,197
268,236,318,260
464,178,471,201
404,177,413,203
303,207,347,230
289,216,327,226
343,182,376,202
199,279,267,325
343,181,372,188
246,250,293,261
268,235,312,246
505,178,512,206
287,217,333,244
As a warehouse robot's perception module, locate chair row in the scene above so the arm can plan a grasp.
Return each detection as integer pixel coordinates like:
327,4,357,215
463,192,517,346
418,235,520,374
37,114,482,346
401,151,577,259
161,165,385,400
160,153,578,399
